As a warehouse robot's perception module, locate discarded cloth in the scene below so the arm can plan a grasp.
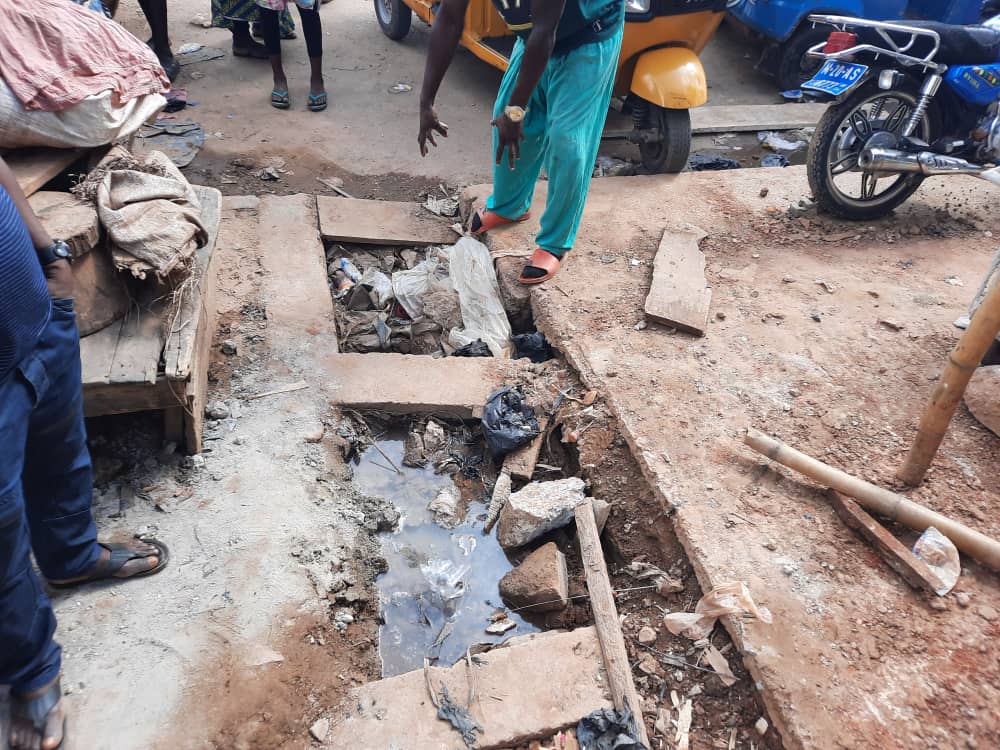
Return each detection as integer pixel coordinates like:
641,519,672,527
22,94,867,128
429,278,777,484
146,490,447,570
0,0,168,111
576,707,648,750
663,581,772,640
96,149,207,279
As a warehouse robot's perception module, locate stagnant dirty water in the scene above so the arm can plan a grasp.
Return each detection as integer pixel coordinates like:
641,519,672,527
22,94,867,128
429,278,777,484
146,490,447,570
353,434,539,677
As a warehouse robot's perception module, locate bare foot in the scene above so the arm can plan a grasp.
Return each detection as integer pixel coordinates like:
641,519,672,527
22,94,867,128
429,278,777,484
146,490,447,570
10,677,65,750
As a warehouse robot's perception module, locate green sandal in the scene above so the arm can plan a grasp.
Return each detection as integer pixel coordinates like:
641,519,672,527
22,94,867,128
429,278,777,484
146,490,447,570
308,92,327,112
271,89,290,109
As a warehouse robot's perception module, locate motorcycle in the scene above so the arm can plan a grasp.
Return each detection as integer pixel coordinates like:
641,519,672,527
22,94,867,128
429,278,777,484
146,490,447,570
801,14,1000,219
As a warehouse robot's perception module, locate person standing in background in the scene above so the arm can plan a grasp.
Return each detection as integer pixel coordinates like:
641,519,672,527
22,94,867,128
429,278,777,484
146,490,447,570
258,0,327,111
211,0,298,59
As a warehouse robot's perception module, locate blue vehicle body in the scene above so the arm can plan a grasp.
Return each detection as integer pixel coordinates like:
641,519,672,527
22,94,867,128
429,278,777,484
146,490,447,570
946,64,1000,105
730,0,983,42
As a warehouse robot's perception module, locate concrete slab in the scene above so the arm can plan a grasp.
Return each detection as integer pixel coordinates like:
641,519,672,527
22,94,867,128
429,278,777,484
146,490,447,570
257,194,335,330
322,628,612,749
469,169,1000,750
691,103,828,134
325,352,528,418
644,226,711,336
317,195,457,245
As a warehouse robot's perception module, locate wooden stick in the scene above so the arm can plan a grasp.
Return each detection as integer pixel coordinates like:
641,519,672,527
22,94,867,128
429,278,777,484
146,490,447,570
246,380,309,400
744,428,1000,572
574,500,652,748
898,276,1000,486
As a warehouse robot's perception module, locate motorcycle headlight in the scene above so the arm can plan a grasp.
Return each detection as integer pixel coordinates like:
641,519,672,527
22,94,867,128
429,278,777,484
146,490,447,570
625,0,650,15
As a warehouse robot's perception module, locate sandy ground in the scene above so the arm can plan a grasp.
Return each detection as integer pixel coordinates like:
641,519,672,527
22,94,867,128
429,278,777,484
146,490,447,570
114,0,781,192
473,168,1000,749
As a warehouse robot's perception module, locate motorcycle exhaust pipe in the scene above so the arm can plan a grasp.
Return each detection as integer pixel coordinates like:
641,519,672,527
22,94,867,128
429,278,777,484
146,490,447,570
859,148,989,176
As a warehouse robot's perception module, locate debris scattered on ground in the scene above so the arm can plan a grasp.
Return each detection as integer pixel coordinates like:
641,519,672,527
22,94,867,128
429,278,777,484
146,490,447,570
497,478,586,549
663,582,772,640
388,82,413,94
221,338,238,355
964,365,1000,436
512,331,555,363
703,644,737,687
624,561,684,596
760,153,790,168
594,155,636,178
577,707,646,750
423,191,460,217
484,471,511,534
176,45,226,65
758,130,807,152
309,717,330,742
499,542,569,613
486,618,517,635
428,484,463,528
636,626,657,645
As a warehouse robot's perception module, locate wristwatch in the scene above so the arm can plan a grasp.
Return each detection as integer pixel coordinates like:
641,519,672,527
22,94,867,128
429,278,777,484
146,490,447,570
37,240,72,267
504,105,526,123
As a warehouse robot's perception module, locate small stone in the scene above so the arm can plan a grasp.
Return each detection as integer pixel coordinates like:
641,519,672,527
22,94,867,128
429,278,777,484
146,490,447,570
486,619,517,635
185,454,205,469
303,422,326,444
205,401,230,420
634,320,647,331
309,717,330,742
759,187,769,198
638,655,661,676
334,610,355,625
929,598,948,611
755,717,769,736
716,311,726,321
637,626,657,645
781,563,796,576
879,319,904,332
763,541,776,551
221,339,238,356
976,605,999,622
955,592,971,608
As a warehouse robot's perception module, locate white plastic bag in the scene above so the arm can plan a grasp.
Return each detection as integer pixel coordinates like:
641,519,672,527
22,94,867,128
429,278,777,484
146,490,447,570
446,237,512,358
360,268,393,309
391,253,452,319
664,581,772,640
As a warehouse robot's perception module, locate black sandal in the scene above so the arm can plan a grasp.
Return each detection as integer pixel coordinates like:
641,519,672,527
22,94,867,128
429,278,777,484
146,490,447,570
11,678,66,750
47,540,169,589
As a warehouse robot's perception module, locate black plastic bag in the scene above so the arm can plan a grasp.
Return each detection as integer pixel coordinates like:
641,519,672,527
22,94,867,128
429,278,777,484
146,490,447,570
688,153,741,171
761,153,790,168
452,339,493,357
576,707,649,750
481,387,540,456
512,331,554,363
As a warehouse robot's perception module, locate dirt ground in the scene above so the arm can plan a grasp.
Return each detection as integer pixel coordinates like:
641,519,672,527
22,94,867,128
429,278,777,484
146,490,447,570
474,168,1000,749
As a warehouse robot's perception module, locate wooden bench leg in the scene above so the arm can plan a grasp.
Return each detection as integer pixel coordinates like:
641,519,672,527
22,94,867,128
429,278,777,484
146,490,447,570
164,406,185,445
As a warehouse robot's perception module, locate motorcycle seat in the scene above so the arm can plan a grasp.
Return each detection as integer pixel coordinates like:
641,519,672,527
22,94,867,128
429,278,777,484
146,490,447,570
890,21,1000,65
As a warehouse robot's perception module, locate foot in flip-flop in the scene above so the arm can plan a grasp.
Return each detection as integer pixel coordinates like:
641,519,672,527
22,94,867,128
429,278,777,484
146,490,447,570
47,539,169,589
271,89,290,109
468,207,530,235
9,676,66,750
308,91,328,112
233,40,269,59
519,248,561,285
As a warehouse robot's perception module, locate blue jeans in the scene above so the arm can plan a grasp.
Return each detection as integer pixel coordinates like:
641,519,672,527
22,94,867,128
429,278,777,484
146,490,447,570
0,298,98,695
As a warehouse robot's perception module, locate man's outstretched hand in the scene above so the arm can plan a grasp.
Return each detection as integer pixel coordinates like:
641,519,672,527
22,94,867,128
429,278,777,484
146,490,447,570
492,113,524,170
418,105,449,156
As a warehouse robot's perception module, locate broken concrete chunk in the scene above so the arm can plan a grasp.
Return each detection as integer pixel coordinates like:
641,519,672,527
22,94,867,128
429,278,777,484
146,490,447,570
592,497,611,535
964,365,1000,437
499,542,569,613
496,478,586,549
636,626,657,645
486,618,517,635
309,717,330,742
205,400,230,420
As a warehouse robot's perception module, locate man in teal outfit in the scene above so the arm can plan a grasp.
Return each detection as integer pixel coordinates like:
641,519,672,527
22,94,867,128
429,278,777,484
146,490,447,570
417,0,624,284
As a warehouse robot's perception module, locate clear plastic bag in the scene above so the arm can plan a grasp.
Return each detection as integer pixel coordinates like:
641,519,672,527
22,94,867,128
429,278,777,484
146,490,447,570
359,267,393,309
913,526,960,596
664,581,772,640
446,237,512,358
391,251,453,319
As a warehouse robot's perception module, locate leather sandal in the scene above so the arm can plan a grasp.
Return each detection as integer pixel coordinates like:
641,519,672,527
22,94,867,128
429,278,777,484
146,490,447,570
47,540,169,589
11,677,66,750
518,248,561,285
468,207,530,236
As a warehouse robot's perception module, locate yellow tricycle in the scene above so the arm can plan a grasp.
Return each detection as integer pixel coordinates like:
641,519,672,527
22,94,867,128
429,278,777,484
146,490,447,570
375,0,728,172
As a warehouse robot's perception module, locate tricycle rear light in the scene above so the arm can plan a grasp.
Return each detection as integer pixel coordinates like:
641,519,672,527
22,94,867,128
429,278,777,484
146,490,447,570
824,32,857,54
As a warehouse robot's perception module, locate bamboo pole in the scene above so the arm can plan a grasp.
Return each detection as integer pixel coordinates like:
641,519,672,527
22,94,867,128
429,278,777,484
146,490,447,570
898,276,1000,486
574,500,652,748
744,428,1000,572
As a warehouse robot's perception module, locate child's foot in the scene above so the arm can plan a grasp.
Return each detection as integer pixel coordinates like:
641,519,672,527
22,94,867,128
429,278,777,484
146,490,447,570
271,79,290,109
308,79,327,112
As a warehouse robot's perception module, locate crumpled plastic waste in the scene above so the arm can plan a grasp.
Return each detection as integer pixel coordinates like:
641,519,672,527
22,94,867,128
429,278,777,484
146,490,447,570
392,252,453,319
576,707,648,750
420,558,469,614
758,130,807,152
452,339,492,357
913,526,960,596
688,153,741,171
761,153,790,168
447,237,512,357
481,387,540,456
512,331,554,362
663,581,772,640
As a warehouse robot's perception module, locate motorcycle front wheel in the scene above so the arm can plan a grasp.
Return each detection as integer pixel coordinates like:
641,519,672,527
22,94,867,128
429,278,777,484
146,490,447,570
807,80,940,221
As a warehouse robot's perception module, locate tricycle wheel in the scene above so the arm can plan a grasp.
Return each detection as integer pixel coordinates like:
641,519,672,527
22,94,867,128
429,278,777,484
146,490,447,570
375,0,412,40
775,26,830,91
639,106,690,174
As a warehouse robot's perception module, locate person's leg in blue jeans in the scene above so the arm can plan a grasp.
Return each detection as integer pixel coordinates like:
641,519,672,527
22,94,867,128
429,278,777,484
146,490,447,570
4,300,165,750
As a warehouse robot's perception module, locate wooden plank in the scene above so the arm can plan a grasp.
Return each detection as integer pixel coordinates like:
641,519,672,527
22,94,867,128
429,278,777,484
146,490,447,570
108,300,166,385
163,406,185,445
574,499,652,748
826,491,941,593
690,103,828,134
80,317,124,386
5,148,87,197
82,378,178,418
317,195,456,246
28,191,100,257
503,417,549,482
164,185,222,380
644,226,711,336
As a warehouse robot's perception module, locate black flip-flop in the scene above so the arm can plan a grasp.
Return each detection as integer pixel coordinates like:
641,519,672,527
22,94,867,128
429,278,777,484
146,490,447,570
47,539,169,589
11,678,66,750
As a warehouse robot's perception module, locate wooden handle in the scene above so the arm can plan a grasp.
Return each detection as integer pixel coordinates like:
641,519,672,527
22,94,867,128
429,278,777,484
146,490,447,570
898,277,1000,485
744,428,1000,572
575,500,652,747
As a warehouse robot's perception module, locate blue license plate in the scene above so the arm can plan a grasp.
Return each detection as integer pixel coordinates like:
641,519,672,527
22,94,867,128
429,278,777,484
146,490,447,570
802,60,869,96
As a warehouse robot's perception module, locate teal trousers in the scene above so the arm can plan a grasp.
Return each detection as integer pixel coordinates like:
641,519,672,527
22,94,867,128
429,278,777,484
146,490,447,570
486,27,623,258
